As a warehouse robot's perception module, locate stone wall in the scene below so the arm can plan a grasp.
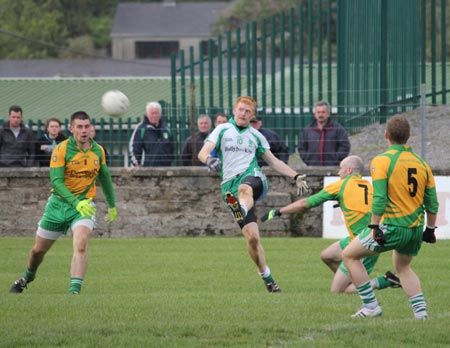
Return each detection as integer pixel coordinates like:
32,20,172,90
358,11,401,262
1,167,446,238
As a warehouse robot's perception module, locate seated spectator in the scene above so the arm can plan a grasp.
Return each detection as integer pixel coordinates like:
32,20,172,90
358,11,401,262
297,101,350,166
180,115,212,166
250,116,289,166
129,101,174,167
35,118,67,167
0,105,35,167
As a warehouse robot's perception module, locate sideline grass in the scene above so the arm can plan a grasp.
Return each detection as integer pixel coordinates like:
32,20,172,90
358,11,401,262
1,237,449,348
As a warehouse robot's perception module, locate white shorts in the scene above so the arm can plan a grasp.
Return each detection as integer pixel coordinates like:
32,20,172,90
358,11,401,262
37,218,95,240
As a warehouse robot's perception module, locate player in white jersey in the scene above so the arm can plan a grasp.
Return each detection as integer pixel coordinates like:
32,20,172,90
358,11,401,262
198,96,308,292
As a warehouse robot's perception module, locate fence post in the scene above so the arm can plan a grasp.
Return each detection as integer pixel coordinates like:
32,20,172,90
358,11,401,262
380,0,388,124
420,83,426,160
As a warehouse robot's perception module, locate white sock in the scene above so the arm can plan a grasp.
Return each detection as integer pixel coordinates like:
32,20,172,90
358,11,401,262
258,266,271,278
241,204,248,217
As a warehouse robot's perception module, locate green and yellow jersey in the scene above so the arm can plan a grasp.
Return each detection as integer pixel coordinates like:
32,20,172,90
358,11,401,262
50,137,115,209
306,174,372,239
370,144,438,227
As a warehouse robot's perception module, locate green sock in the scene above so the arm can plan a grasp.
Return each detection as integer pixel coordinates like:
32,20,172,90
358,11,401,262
69,277,83,294
262,274,274,284
374,276,392,289
356,280,378,307
24,268,36,282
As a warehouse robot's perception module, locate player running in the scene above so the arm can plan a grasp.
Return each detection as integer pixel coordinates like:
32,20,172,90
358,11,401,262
10,111,117,294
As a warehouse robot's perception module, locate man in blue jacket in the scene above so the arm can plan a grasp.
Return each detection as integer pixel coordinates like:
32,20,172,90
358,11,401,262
298,101,350,166
129,101,174,167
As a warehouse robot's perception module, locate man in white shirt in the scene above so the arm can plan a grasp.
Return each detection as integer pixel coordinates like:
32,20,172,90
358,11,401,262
198,96,308,293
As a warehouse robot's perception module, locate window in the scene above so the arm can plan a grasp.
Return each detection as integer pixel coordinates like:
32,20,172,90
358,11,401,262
135,41,179,58
200,40,218,57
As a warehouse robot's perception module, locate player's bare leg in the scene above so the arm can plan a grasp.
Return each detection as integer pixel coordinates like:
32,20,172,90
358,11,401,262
237,183,254,216
393,251,428,319
242,222,266,271
70,226,91,294
320,241,342,273
242,222,280,292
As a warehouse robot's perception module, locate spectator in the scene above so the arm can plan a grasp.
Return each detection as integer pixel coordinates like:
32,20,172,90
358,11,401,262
180,115,212,166
35,118,67,167
129,102,174,167
214,113,229,127
250,116,289,166
0,105,35,167
298,101,350,166
210,113,229,159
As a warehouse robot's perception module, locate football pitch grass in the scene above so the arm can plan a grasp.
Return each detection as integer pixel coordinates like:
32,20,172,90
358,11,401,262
1,237,449,348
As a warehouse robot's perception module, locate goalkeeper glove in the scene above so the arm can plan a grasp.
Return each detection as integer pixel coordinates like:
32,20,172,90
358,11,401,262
206,156,221,173
369,224,386,247
295,173,309,196
75,198,96,218
105,207,118,223
261,209,282,222
423,226,436,243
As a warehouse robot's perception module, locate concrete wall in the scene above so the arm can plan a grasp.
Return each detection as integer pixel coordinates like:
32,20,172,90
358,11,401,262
1,167,446,238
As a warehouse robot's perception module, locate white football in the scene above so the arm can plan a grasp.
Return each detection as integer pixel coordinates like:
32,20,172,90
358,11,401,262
101,90,130,117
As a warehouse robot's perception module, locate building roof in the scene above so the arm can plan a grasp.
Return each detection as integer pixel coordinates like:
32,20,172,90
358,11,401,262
111,2,230,38
0,59,171,78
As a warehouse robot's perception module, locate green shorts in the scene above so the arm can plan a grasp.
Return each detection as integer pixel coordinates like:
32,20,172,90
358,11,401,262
338,236,379,276
38,195,94,234
358,224,423,256
220,167,268,203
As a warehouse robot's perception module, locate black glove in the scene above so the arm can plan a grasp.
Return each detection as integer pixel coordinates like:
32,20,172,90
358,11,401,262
423,226,436,244
369,224,386,247
206,156,221,173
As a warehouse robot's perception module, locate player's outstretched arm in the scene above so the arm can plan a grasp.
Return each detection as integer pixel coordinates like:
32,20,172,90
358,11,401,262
262,150,309,196
261,209,282,222
261,198,309,222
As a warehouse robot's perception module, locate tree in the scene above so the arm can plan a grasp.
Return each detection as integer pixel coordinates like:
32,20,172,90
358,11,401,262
0,0,68,59
214,0,305,34
0,0,117,59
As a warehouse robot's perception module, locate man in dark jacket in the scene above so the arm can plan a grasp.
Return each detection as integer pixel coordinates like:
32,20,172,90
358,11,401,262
180,114,212,166
0,105,35,167
298,101,350,166
129,102,174,167
250,116,289,166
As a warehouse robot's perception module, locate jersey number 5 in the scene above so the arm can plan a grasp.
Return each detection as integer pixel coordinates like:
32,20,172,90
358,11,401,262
408,168,418,197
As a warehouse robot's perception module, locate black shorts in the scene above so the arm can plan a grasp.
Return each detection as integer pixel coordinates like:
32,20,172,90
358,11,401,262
238,176,263,228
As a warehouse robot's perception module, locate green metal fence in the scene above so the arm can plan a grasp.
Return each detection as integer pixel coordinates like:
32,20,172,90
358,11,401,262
337,0,423,128
170,0,449,154
171,1,339,154
1,1,448,167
